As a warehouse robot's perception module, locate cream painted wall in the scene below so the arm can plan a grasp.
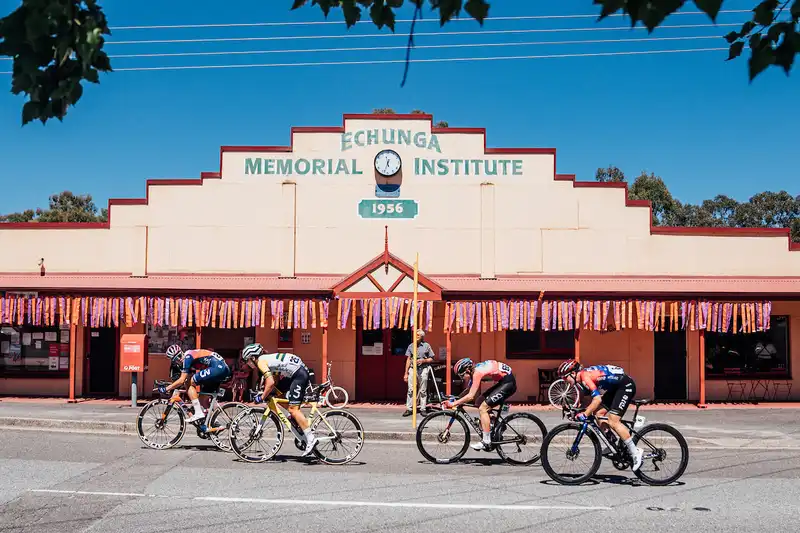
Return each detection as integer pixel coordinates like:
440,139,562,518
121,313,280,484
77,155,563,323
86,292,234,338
1,116,798,277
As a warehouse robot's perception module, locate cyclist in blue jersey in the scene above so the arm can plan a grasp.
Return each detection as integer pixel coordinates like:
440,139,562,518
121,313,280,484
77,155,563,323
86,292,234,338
160,344,231,423
557,359,643,471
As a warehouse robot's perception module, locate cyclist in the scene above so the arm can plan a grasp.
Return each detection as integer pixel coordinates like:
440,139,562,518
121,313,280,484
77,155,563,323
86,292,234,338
442,358,516,452
557,359,643,471
241,343,318,457
160,345,232,423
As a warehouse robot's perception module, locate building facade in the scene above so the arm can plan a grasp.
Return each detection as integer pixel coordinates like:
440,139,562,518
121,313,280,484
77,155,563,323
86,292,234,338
1,113,798,404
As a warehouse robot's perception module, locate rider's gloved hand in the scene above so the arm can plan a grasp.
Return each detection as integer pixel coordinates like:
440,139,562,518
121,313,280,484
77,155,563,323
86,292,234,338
254,393,263,404
576,412,587,422
157,385,168,395
442,400,453,409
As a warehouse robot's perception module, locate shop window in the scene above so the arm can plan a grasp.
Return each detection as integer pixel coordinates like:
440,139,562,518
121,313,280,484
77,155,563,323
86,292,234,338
146,324,197,354
506,326,576,359
705,315,790,378
0,324,70,377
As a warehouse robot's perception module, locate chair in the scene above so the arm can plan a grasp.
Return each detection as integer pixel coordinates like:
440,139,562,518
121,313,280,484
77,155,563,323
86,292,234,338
537,368,557,404
771,381,793,401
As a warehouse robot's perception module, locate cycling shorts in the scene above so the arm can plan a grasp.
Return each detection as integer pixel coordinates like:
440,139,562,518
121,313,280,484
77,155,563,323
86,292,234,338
191,363,231,393
483,373,517,407
276,366,311,406
600,375,636,416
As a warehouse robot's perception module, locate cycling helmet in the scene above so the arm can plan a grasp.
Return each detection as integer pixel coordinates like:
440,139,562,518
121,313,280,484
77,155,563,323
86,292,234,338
242,343,264,363
557,359,581,377
165,344,184,366
453,357,474,377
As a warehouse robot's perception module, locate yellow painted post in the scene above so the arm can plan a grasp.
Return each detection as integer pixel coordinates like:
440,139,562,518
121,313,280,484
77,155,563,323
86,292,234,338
411,252,420,429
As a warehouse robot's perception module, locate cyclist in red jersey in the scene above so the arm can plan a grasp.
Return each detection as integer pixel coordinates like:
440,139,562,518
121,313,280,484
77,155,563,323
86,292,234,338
443,358,516,451
557,359,643,471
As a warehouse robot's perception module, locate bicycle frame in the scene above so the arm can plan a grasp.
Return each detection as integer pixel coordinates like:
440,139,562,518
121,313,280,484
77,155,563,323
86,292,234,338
443,401,516,446
563,402,647,457
254,393,340,447
155,379,225,434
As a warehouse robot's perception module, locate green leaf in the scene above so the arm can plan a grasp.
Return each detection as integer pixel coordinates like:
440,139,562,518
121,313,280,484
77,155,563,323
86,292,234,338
370,2,395,30
85,68,99,83
464,0,490,23
291,0,307,9
724,31,740,44
694,0,723,21
749,44,775,80
792,0,800,20
727,41,745,60
341,0,362,28
70,82,83,105
434,0,463,25
774,37,797,73
753,0,778,26
22,101,40,125
593,0,626,21
740,21,756,36
640,0,685,32
93,51,112,71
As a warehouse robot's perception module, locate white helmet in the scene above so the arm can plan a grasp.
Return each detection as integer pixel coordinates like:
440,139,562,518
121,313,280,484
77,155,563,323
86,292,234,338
242,343,264,363
166,344,184,366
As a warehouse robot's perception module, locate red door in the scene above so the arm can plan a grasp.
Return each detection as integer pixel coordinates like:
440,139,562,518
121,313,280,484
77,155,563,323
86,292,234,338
355,321,414,402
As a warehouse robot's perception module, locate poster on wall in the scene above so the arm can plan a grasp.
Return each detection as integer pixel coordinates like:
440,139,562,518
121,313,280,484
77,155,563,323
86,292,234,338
44,332,57,342
59,357,69,370
48,356,58,370
32,332,43,340
22,333,31,346
61,330,70,343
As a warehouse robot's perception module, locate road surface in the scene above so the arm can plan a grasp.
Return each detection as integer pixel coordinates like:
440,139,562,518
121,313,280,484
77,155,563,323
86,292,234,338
0,429,797,532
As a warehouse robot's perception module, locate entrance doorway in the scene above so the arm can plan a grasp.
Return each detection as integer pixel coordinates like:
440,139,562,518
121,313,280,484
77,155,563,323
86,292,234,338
355,319,413,402
85,327,118,396
654,330,687,401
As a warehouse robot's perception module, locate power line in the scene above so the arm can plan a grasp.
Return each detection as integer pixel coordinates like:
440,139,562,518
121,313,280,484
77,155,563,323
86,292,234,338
105,35,721,60
105,22,743,46
4,47,717,74
109,9,752,30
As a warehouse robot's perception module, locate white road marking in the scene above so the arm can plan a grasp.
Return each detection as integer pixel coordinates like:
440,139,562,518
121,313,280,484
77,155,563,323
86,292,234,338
31,489,147,497
28,489,610,511
197,496,611,511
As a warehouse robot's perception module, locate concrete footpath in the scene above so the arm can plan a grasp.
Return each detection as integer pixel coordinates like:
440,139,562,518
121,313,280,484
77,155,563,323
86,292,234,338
1,397,800,448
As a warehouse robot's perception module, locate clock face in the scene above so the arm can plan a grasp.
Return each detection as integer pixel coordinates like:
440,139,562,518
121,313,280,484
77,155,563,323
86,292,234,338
374,149,401,177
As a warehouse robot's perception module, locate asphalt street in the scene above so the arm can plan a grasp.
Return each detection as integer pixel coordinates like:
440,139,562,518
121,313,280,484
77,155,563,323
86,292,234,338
1,429,798,533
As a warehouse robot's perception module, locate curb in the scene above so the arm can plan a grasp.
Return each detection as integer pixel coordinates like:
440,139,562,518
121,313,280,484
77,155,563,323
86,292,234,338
3,417,800,450
0,417,419,441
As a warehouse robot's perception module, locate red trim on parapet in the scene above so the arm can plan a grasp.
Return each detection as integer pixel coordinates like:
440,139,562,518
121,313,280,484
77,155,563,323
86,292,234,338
1,113,796,252
554,173,798,252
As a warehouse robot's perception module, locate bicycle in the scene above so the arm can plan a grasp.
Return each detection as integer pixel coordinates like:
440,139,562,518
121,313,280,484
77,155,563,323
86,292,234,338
227,388,365,465
136,379,248,452
547,378,580,408
303,361,349,408
540,398,689,486
415,395,546,465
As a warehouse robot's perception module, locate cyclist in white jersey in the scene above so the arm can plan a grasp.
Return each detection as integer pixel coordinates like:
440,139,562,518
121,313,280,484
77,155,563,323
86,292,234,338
241,343,318,457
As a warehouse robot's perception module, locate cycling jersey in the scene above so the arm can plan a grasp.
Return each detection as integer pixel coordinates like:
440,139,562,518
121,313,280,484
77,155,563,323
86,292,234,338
181,349,227,374
464,360,513,401
256,352,305,378
577,365,626,398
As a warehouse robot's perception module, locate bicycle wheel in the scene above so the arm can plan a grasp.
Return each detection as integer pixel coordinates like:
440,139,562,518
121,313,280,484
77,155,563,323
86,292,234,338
416,410,470,464
228,407,284,463
322,386,349,409
632,423,690,486
310,409,365,465
208,402,249,452
548,379,580,408
540,423,602,485
494,412,547,465
136,399,186,450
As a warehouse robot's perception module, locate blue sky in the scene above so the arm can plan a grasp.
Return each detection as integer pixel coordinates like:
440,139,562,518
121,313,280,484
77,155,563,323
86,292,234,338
0,0,797,214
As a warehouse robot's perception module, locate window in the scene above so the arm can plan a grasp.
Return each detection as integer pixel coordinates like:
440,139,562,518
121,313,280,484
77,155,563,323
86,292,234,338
506,325,576,359
146,324,196,354
278,311,293,349
705,315,790,378
1,324,70,376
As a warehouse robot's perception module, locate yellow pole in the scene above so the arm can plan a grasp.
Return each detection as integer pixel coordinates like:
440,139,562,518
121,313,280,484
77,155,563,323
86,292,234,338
411,252,419,429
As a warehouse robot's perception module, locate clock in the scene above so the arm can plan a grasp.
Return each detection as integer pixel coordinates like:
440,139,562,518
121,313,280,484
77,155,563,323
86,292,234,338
374,149,402,177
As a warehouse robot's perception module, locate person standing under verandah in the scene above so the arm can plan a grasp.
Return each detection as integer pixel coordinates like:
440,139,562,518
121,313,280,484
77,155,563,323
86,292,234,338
403,329,435,417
